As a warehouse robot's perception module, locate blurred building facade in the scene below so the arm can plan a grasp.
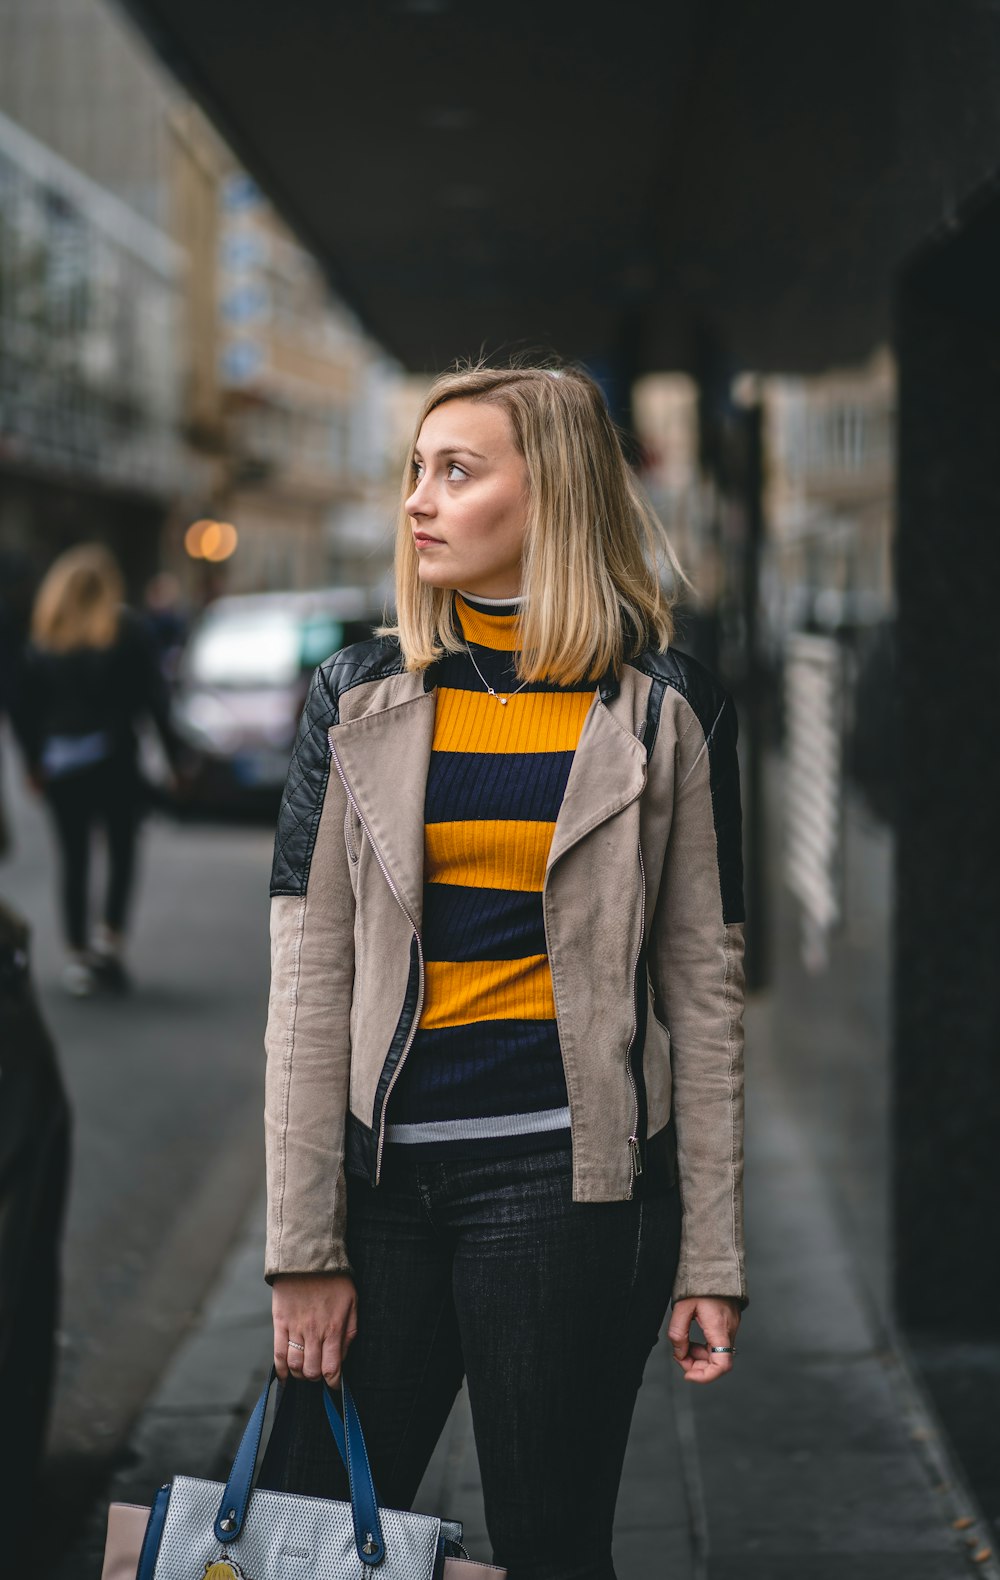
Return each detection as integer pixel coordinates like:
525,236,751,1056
0,0,403,610
168,104,401,600
0,99,194,593
757,345,895,650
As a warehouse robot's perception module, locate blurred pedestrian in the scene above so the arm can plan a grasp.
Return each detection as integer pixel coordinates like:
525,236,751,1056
142,570,190,683
0,549,35,861
9,544,180,996
261,362,747,1579
0,597,16,861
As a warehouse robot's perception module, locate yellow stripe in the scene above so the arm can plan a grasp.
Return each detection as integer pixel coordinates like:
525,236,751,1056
420,955,555,1029
434,686,593,754
425,820,553,891
455,594,520,651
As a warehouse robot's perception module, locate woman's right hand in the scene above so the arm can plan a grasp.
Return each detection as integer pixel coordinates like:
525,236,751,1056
272,1272,358,1388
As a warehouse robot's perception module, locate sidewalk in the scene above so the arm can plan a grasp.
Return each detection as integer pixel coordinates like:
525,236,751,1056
63,993,996,1579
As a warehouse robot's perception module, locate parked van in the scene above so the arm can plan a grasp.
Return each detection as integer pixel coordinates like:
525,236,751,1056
171,588,385,812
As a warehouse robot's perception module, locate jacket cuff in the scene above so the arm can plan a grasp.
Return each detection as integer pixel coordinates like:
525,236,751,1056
671,1291,749,1313
264,1255,356,1288
672,1266,749,1311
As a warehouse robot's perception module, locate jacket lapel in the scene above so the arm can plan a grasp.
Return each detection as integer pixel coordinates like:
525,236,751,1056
328,690,436,930
546,684,648,878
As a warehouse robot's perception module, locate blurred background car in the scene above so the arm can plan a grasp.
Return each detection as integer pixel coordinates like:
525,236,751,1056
170,587,386,815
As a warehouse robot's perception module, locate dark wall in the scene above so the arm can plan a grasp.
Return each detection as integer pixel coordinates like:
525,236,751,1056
893,184,1000,1338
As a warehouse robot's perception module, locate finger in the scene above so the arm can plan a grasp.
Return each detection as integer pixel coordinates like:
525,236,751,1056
301,1334,323,1382
273,1320,290,1382
692,1315,737,1366
682,1345,734,1383
286,1337,306,1378
321,1330,344,1389
666,1318,691,1357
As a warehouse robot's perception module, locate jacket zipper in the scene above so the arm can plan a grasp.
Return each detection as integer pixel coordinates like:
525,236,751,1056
540,704,649,1203
328,736,425,1185
625,842,646,1199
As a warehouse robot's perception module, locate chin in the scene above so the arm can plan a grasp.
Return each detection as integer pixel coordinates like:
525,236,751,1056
416,564,459,589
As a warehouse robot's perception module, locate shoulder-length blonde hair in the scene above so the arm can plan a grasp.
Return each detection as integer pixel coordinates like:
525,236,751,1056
31,543,125,653
378,360,689,685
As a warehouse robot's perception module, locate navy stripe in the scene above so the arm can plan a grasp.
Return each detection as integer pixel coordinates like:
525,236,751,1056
386,1020,568,1124
425,749,574,826
423,883,546,962
434,648,594,694
456,593,523,617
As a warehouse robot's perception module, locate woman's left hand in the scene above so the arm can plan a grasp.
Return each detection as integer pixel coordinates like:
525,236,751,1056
667,1296,741,1383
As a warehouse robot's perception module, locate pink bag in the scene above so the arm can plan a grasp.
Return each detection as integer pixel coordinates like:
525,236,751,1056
101,1503,150,1580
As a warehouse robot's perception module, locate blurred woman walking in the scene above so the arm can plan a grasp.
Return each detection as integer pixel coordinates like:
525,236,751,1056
11,543,179,996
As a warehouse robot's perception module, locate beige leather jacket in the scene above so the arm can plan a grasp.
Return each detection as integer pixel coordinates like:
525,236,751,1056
264,636,748,1309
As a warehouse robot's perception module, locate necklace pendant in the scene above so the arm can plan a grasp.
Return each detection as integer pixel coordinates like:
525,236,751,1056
498,695,508,704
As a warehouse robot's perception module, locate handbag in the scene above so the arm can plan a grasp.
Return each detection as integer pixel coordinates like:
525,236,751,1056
104,1364,506,1580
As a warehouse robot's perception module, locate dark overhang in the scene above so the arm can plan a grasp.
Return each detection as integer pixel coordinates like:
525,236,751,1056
120,0,1000,376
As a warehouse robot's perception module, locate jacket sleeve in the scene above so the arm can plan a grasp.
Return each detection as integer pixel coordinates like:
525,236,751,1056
124,610,182,769
6,646,43,775
649,688,748,1310
264,664,356,1284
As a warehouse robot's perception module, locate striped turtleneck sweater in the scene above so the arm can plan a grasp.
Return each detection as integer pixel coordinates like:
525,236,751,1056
383,589,595,1159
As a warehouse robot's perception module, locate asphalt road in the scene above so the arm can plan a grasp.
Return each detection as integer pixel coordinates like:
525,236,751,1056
0,732,276,1555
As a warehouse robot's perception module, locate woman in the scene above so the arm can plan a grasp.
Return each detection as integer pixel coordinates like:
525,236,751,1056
263,363,747,1580
11,543,178,996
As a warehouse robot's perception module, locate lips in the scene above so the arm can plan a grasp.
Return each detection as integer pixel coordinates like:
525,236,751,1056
413,533,443,546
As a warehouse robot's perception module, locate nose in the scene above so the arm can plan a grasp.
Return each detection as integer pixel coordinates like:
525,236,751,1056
405,470,435,519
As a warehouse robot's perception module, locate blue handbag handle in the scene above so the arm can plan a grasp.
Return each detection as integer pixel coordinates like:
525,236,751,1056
213,1366,386,1566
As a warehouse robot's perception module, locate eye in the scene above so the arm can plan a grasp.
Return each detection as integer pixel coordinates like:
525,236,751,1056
409,457,468,483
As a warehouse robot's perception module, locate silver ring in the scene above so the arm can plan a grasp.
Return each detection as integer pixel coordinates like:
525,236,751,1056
710,1345,736,1354
287,1341,305,1352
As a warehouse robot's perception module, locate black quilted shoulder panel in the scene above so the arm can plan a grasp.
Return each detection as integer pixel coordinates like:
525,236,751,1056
630,645,745,925
269,636,404,897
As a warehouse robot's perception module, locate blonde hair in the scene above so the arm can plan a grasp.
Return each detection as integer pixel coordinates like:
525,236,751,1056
31,543,125,653
378,360,689,685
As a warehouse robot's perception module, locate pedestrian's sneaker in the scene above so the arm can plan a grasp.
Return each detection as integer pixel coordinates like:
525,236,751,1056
89,925,131,994
89,948,130,994
62,958,95,997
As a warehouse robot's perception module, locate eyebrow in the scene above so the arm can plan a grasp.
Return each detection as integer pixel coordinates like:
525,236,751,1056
413,444,487,461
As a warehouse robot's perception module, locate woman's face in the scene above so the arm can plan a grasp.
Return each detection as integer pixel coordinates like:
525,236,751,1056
405,397,529,598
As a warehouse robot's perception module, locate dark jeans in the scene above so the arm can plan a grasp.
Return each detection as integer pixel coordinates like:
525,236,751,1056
44,760,142,951
261,1138,682,1580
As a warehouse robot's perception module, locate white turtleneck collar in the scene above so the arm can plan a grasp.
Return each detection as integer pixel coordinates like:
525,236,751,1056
456,587,526,608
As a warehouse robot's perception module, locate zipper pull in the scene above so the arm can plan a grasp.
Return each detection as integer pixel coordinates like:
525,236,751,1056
628,1135,643,1179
